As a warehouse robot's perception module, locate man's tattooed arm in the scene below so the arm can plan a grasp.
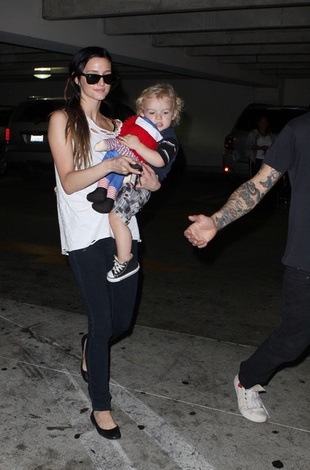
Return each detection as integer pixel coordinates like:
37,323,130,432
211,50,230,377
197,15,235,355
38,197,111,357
212,164,283,230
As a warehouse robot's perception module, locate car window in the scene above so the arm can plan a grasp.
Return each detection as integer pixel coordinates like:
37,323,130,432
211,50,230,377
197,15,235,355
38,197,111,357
0,109,15,126
235,108,308,133
11,101,64,124
267,109,308,133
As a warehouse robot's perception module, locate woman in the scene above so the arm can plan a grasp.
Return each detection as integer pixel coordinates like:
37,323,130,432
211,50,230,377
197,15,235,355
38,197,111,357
247,115,274,176
48,46,160,439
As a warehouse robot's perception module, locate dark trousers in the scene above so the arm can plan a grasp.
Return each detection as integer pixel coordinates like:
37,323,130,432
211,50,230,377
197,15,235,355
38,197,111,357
239,266,310,389
69,238,138,410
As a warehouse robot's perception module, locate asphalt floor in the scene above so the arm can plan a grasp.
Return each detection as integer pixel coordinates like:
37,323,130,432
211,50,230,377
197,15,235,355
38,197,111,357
0,167,309,470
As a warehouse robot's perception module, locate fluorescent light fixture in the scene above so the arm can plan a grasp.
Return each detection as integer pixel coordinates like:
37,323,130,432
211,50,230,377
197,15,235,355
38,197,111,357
34,67,51,79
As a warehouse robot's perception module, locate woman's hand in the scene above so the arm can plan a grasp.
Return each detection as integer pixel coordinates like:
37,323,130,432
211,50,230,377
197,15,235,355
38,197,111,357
106,155,142,176
137,163,161,191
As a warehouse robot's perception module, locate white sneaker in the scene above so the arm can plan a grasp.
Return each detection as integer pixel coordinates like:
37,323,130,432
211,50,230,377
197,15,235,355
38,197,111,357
234,375,269,423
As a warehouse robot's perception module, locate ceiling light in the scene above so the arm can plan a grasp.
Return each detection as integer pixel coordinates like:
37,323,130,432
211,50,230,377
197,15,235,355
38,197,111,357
34,67,51,79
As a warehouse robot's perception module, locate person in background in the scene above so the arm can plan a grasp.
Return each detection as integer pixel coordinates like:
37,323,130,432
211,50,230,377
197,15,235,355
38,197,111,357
184,110,310,423
247,115,274,176
48,46,160,439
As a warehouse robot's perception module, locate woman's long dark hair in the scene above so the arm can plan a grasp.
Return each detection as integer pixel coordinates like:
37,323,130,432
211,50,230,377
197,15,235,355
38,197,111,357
64,47,117,170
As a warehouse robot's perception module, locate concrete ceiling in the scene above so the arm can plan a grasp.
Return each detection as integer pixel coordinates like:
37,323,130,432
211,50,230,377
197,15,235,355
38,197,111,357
1,0,310,85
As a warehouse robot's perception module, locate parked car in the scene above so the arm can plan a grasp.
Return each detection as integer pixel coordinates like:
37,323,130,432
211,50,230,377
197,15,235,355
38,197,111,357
0,105,16,175
223,103,309,179
3,97,65,176
3,97,135,177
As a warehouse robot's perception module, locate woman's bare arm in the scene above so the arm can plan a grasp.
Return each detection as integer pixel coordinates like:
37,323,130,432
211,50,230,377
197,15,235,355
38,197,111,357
48,110,141,194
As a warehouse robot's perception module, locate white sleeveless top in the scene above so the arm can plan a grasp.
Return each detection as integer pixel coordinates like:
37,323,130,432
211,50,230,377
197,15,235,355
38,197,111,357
55,116,140,254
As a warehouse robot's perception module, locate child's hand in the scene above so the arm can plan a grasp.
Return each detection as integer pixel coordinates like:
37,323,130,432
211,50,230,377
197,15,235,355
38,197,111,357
119,134,141,151
94,140,108,152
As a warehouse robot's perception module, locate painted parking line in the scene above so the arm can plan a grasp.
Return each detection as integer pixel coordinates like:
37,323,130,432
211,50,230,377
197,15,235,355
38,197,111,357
111,383,215,470
0,240,190,272
0,240,65,264
0,307,214,470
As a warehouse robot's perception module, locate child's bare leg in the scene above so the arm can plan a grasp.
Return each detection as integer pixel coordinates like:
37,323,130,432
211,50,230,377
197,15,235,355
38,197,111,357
109,211,132,263
107,209,140,282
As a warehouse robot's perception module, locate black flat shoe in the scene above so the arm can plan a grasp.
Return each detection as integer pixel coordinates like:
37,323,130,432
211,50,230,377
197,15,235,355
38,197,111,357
80,334,88,383
90,411,121,440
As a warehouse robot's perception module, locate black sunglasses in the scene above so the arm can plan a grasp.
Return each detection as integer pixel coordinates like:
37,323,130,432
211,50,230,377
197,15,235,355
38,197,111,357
80,73,118,85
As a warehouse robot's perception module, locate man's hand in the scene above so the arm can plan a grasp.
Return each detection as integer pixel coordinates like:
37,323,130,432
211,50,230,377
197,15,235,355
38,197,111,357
184,165,282,249
184,214,218,248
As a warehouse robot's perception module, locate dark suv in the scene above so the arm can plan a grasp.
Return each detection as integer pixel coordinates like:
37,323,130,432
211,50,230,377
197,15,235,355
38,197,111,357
3,97,134,176
223,103,309,179
3,97,65,175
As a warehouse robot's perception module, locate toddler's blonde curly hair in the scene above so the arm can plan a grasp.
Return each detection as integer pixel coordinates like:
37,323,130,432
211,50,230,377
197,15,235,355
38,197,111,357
136,83,184,127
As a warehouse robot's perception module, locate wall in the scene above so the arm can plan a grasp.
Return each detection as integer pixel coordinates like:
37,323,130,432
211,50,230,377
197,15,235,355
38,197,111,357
0,80,65,106
282,80,310,107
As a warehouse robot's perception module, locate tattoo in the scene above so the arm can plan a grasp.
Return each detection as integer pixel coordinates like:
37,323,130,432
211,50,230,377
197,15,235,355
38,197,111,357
214,165,283,230
260,168,282,191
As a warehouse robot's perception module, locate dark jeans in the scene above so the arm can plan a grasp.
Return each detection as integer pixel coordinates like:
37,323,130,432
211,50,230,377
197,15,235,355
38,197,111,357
239,266,310,389
69,237,138,410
